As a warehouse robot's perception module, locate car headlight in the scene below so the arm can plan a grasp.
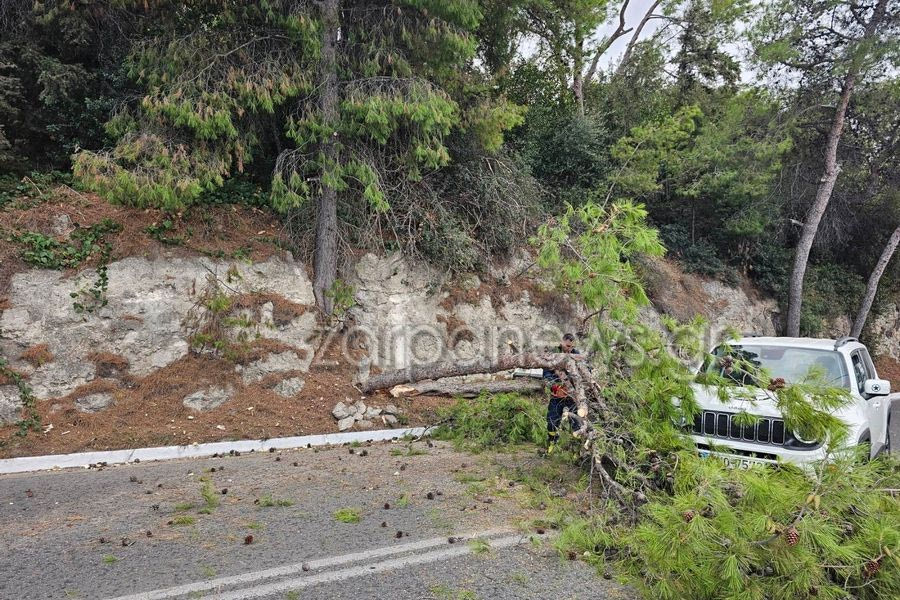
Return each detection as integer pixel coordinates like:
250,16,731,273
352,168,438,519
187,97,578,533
793,429,816,444
789,429,820,448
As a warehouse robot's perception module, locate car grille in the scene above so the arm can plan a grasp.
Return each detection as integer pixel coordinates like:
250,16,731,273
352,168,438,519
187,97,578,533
690,411,786,446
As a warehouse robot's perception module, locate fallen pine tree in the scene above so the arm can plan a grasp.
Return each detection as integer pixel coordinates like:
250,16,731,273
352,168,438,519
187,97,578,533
363,350,640,504
363,352,594,415
364,200,900,599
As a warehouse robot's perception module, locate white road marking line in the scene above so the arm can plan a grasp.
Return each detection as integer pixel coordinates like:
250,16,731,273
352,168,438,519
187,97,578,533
215,533,527,600
104,529,514,600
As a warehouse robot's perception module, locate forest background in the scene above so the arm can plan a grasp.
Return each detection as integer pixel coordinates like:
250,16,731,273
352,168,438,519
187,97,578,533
1,0,898,334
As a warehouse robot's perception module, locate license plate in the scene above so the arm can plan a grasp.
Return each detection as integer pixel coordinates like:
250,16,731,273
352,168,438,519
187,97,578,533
722,457,753,470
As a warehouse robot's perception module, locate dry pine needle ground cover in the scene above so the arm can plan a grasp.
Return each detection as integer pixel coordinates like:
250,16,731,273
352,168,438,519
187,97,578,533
0,187,456,457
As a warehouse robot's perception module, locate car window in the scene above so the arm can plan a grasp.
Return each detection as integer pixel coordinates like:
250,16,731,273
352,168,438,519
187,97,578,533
861,349,877,380
851,352,868,394
704,345,850,388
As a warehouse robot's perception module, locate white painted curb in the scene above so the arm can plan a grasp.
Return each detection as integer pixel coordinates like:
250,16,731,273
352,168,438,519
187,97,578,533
0,426,428,475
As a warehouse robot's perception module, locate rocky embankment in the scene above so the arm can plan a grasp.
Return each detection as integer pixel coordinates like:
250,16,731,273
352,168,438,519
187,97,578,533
0,243,897,455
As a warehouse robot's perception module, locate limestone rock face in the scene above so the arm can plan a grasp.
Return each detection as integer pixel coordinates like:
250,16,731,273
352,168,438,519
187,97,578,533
869,303,900,361
273,377,305,398
349,252,785,375
75,393,115,413
28,360,96,400
0,256,317,399
822,315,853,340
0,386,22,425
1,247,895,415
183,386,233,412
237,351,304,384
639,257,779,356
350,252,584,370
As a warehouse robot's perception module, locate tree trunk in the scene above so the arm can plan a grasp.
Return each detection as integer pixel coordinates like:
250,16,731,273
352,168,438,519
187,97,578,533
614,0,661,77
572,34,585,116
785,0,888,336
363,352,567,392
785,72,855,336
390,378,544,398
851,224,900,338
313,0,340,314
362,351,602,421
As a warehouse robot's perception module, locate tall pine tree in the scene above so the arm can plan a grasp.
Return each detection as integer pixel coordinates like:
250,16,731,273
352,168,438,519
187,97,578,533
74,0,513,312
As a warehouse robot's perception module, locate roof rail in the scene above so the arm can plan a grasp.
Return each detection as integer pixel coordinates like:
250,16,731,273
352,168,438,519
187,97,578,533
834,336,858,351
741,332,761,338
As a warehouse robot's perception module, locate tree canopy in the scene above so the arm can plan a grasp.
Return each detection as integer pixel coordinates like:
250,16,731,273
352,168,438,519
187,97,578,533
1,0,898,328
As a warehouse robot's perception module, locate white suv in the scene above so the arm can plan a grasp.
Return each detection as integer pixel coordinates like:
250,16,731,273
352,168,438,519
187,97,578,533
689,336,895,466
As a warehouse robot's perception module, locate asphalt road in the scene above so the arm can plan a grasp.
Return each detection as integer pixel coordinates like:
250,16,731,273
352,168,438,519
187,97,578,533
0,441,631,600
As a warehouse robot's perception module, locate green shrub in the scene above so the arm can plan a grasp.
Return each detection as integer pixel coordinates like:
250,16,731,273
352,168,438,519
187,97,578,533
659,224,728,278
750,249,867,336
516,107,613,197
432,393,547,450
13,219,121,270
747,239,791,298
0,171,74,205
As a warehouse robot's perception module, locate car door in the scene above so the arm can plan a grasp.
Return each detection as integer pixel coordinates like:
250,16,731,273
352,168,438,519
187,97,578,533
851,349,887,452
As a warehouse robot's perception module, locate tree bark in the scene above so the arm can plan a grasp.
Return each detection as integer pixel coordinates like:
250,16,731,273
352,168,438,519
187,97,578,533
851,224,900,338
390,378,544,398
785,0,888,336
784,70,855,336
313,0,340,314
362,352,599,420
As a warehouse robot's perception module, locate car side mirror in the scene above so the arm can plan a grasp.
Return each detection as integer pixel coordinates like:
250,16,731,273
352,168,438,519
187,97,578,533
863,378,891,396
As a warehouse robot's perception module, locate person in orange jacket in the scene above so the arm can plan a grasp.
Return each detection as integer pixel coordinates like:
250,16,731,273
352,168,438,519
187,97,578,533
542,333,581,453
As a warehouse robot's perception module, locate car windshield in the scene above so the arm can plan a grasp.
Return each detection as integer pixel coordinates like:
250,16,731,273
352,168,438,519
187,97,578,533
702,344,851,389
